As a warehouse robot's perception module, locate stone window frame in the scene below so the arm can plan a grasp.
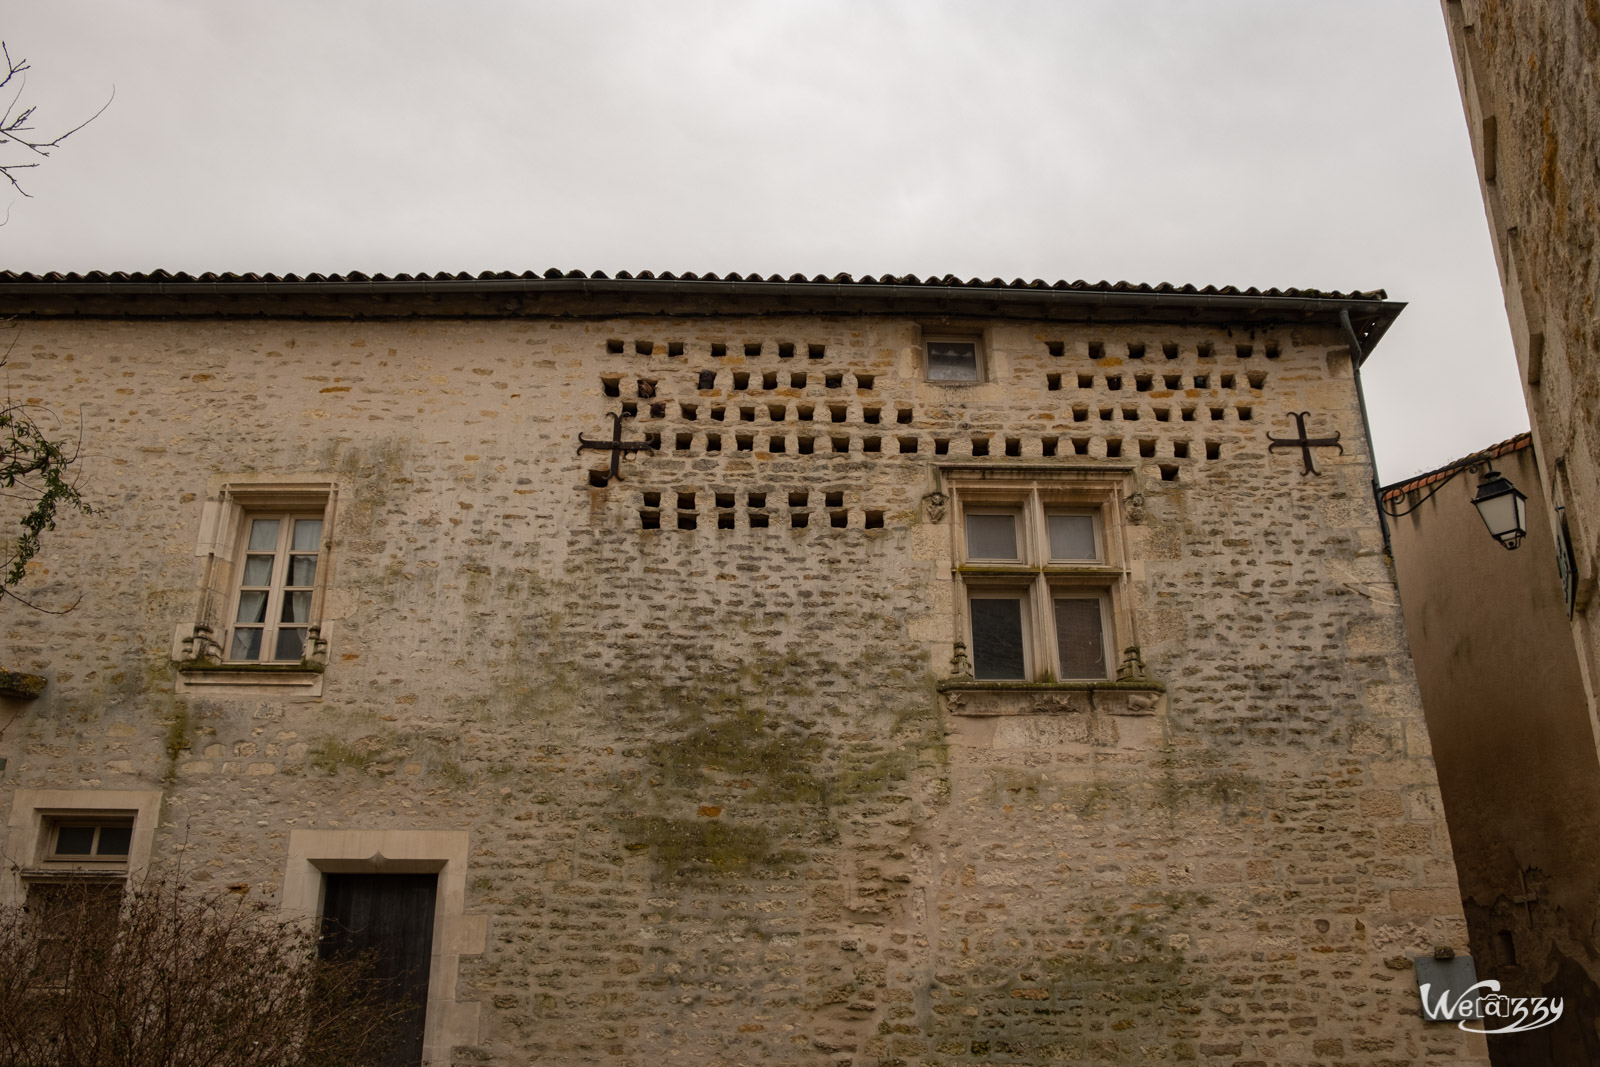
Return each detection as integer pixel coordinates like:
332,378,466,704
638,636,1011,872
2,789,163,907
952,473,1128,682
918,324,994,385
280,829,486,1067
173,479,339,697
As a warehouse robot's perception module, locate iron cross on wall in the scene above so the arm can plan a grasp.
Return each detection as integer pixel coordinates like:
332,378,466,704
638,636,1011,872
1267,411,1343,476
578,411,657,485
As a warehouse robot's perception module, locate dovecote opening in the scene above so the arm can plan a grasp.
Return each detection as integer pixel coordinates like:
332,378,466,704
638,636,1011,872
1139,438,1156,458
705,434,721,452
1173,441,1189,459
680,404,698,420
1198,341,1214,358
971,437,990,457
1122,407,1139,421
636,340,655,356
1073,407,1088,422
808,343,826,359
1088,342,1105,359
676,491,695,510
791,372,807,388
733,372,750,390
1155,408,1170,422
1106,375,1123,391
798,436,815,454
1047,373,1062,391
856,374,876,391
736,434,754,451
678,513,697,530
1042,436,1058,457
588,470,609,488
740,406,756,422
718,513,735,529
668,341,685,357
829,404,848,423
1237,406,1253,421
797,404,814,421
640,510,661,529
863,407,881,424
1164,374,1182,389
1128,342,1146,359
825,491,843,507
865,510,884,529
749,512,769,528
1247,371,1266,389
638,379,657,398
1098,408,1113,421
748,492,766,507
899,436,918,454
1159,464,1179,482
896,407,913,424
697,370,718,390
1072,438,1090,455
1209,407,1224,420
1265,341,1281,359
1219,374,1235,389
768,404,787,421
711,342,728,358
791,512,809,529
1205,440,1221,460
1181,407,1195,422
710,406,725,421
607,338,625,354
1135,374,1152,392
832,436,850,453
675,432,693,450
934,438,950,455
1004,437,1022,457
789,490,808,507
1162,342,1179,359
830,510,848,528
1236,343,1253,359
643,491,661,507
745,342,762,357
863,436,882,453
1078,374,1094,389
825,373,844,389
1105,439,1123,458
778,342,796,359
769,436,786,453
716,492,735,509
1193,374,1208,388
649,403,665,419
1047,341,1065,357
602,376,621,397
762,371,778,390
644,431,661,449
621,402,638,417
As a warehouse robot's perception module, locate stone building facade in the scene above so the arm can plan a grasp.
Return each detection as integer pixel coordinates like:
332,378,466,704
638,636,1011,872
0,271,1482,1065
1440,0,1600,745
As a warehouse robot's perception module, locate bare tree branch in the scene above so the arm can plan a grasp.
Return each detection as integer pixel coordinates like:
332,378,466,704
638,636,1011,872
0,40,113,198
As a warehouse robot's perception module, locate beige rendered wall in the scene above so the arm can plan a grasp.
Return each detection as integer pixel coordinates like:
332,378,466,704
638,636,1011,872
0,313,1479,1065
1441,0,1600,745
1388,441,1600,1064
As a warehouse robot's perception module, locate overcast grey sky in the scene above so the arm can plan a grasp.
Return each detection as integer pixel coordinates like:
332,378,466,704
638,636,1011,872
2,1,1523,484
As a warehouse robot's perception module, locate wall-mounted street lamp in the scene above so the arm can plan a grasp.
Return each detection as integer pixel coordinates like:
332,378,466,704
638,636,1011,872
1471,467,1529,550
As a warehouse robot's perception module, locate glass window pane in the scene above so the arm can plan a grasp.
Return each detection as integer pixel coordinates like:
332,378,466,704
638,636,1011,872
95,825,132,856
287,554,318,587
281,591,313,623
1055,598,1106,679
241,554,274,586
275,628,306,661
292,519,322,552
55,825,95,855
247,519,281,552
235,590,268,624
970,597,1026,680
1048,514,1097,560
230,628,263,660
927,341,979,381
966,514,1018,559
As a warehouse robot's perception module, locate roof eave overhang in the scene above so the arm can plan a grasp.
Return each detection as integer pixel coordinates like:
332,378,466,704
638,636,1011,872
0,277,1406,357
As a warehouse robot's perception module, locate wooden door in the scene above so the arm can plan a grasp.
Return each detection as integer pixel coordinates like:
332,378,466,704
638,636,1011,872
320,873,438,1067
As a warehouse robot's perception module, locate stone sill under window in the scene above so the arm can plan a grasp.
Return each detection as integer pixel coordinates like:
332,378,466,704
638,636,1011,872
938,678,1164,717
174,659,325,696
20,867,129,884
956,565,1123,578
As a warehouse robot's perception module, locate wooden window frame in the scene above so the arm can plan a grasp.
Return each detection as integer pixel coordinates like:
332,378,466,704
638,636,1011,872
224,511,325,664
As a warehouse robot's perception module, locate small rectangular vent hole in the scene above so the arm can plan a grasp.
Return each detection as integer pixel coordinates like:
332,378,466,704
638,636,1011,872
865,511,884,529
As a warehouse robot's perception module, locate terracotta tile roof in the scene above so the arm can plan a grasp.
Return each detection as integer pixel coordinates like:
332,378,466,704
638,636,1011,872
1380,432,1533,501
0,268,1390,299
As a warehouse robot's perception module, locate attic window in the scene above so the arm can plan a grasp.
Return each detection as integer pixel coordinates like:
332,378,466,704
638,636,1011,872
926,340,980,382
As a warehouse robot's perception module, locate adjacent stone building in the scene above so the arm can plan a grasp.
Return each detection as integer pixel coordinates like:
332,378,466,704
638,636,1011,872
1384,432,1600,1066
0,270,1483,1065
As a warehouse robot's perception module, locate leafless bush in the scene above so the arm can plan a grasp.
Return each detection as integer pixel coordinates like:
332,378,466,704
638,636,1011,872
0,875,400,1067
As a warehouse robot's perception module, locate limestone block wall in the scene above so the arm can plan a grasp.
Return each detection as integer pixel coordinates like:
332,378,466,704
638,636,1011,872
0,312,1481,1065
1441,0,1600,732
